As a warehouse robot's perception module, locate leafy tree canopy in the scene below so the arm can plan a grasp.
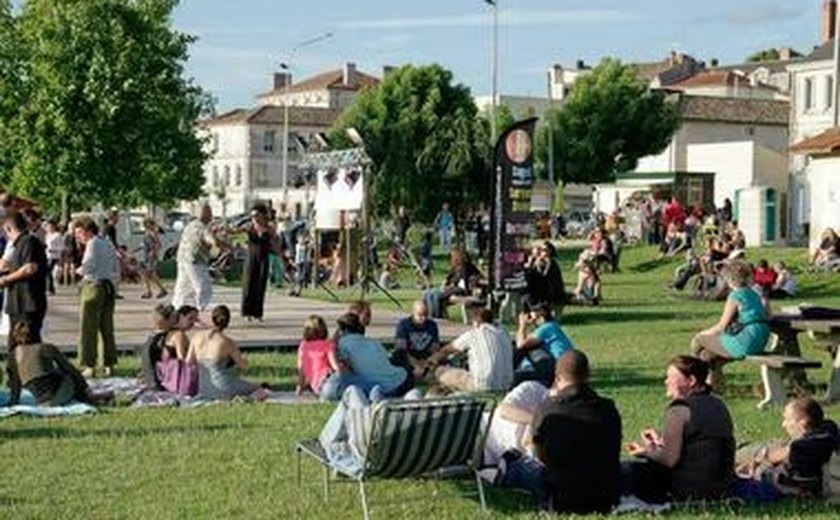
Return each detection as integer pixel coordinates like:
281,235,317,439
746,48,803,63
1,0,212,213
330,64,489,222
538,58,681,185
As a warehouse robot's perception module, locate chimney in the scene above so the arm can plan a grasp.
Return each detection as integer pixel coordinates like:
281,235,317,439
343,62,357,87
778,47,792,61
575,59,586,70
551,64,563,84
823,0,837,44
273,72,291,90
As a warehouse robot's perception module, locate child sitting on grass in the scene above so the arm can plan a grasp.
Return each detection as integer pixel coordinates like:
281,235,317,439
295,315,339,400
736,397,839,501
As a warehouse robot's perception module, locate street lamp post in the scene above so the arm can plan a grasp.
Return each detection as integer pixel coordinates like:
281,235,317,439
484,0,498,144
280,32,333,208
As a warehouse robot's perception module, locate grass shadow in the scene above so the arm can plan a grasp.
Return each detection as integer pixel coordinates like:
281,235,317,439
562,310,686,326
592,366,662,390
0,422,259,441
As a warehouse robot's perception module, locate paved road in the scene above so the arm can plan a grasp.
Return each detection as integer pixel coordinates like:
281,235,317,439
0,284,470,355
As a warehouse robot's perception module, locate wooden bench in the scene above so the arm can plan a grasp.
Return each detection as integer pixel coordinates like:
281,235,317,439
745,336,823,409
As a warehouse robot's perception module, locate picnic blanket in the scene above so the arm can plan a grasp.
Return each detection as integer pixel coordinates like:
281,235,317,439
0,390,97,418
86,378,319,408
132,389,319,408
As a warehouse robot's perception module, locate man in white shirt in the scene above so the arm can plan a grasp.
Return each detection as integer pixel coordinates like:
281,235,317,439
172,203,220,310
428,307,514,392
74,216,120,377
483,380,550,470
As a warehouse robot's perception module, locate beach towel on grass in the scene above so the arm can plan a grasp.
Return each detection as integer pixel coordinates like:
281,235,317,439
0,390,97,418
131,390,318,408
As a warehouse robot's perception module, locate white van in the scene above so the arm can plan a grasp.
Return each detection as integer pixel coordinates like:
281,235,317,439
70,211,180,260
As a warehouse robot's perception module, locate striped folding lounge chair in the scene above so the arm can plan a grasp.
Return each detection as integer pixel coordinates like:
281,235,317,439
296,396,491,520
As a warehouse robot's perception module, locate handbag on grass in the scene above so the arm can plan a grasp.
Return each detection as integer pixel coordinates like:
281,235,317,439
156,351,198,396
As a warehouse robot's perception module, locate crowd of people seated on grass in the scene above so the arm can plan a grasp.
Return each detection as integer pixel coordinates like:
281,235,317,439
137,303,268,401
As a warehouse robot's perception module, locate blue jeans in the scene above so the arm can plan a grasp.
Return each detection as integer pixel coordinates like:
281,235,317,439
318,372,377,402
438,227,452,252
501,455,548,508
318,385,424,476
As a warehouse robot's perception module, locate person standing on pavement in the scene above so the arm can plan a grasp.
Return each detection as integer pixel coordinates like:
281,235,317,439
0,210,49,347
74,216,120,377
172,203,221,311
434,202,455,253
102,210,125,299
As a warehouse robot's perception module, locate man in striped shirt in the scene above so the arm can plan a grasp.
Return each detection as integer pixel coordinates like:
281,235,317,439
428,307,514,392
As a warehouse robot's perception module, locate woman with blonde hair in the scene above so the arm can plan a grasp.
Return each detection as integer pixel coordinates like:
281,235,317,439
690,260,769,390
295,315,339,398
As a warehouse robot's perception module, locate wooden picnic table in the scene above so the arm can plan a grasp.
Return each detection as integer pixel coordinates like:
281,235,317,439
769,314,840,402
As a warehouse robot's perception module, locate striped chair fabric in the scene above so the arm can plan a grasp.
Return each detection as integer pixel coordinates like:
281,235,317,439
296,396,489,519
363,398,486,479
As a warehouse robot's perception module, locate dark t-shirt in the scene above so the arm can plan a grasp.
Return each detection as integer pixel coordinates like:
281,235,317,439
7,232,48,317
532,384,623,514
780,420,840,495
394,317,440,358
104,223,118,247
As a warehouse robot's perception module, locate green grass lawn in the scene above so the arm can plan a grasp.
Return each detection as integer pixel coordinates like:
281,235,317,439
2,246,840,519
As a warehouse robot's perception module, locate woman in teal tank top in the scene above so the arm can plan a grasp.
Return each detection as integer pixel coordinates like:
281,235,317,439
691,260,769,391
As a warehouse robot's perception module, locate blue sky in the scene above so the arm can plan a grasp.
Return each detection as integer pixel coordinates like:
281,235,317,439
13,1,827,110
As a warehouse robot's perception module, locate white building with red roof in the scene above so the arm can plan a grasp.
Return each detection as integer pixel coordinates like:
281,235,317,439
197,63,380,218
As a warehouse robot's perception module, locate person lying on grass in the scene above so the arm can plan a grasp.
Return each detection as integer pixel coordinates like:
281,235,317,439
625,355,735,504
735,397,839,501
5,321,112,406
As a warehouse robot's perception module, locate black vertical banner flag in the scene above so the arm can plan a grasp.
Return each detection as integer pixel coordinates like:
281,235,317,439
490,117,538,292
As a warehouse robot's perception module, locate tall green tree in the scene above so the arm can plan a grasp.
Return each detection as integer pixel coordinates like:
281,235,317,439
5,0,212,212
538,58,681,184
0,0,21,178
330,64,489,222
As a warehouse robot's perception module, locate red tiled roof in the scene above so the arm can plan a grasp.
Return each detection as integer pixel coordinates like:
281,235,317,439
672,70,778,91
200,105,343,128
679,95,788,125
790,127,840,155
257,68,379,98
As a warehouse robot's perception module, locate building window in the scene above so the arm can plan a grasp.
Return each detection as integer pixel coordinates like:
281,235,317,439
804,78,814,110
211,133,219,153
223,165,231,187
212,166,219,187
686,179,703,208
744,126,755,136
253,164,268,187
263,130,276,153
235,165,242,187
827,76,834,109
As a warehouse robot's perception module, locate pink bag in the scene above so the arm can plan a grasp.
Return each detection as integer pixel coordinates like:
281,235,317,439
156,350,198,396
